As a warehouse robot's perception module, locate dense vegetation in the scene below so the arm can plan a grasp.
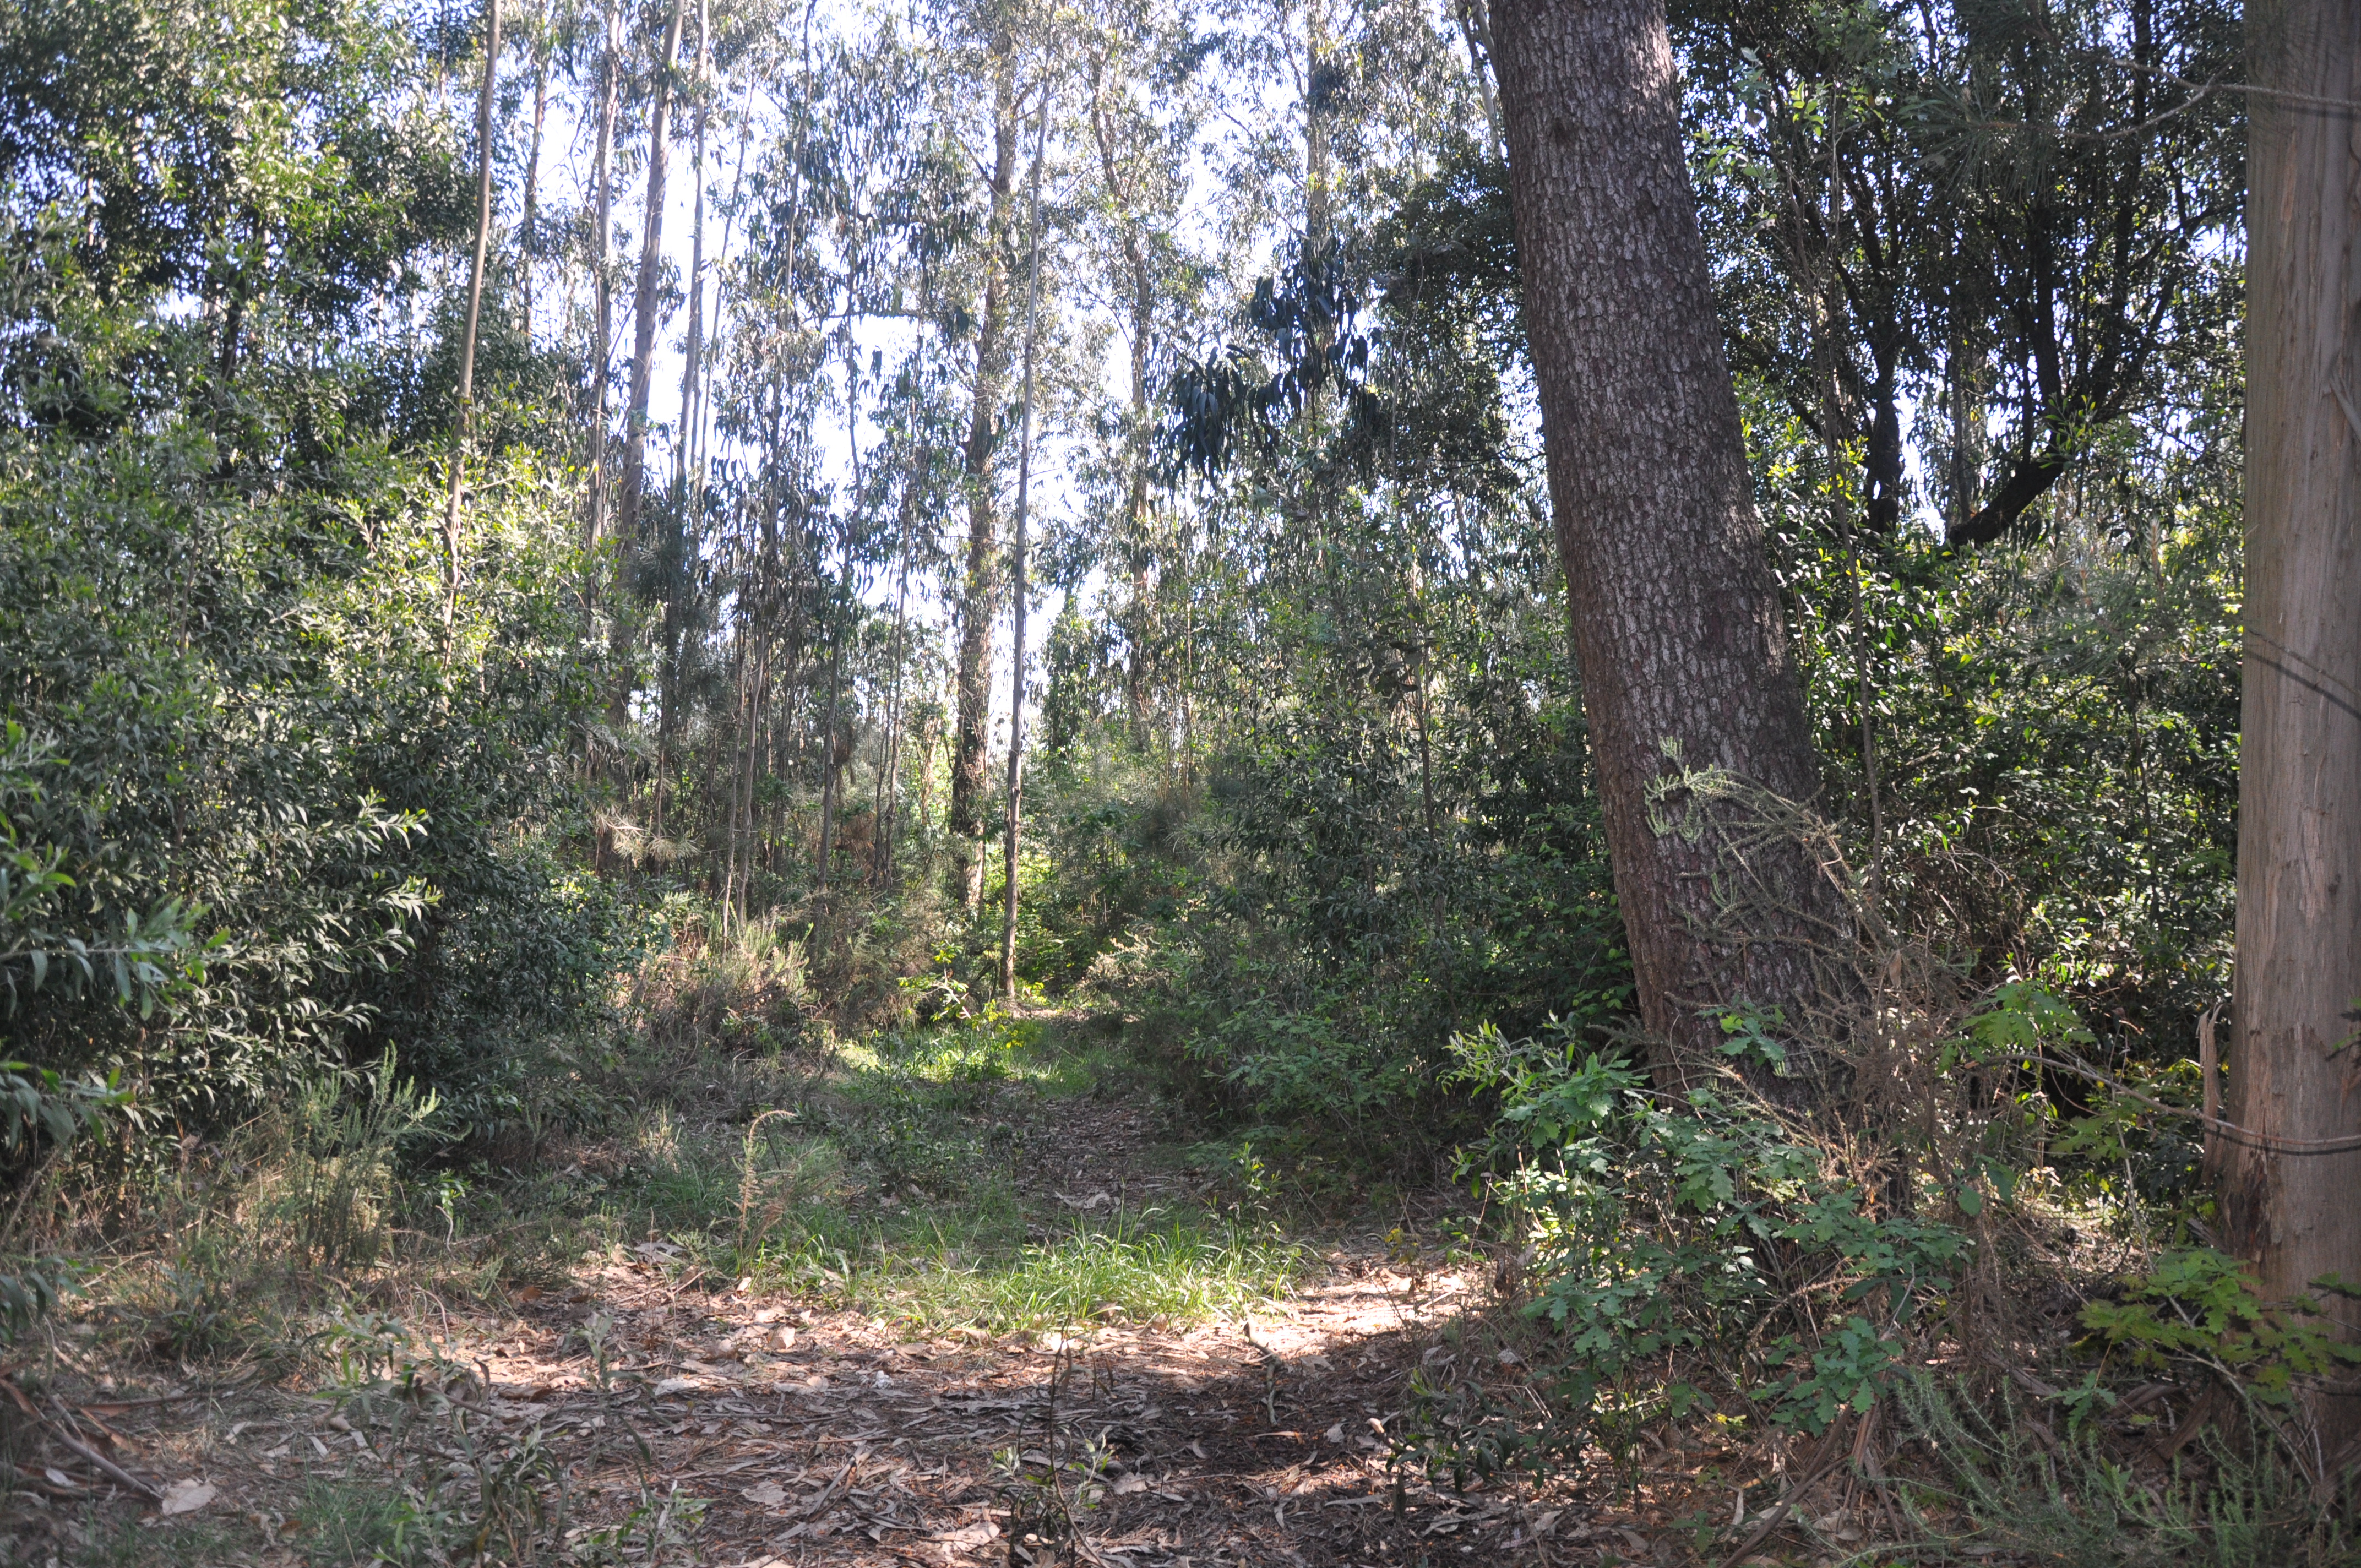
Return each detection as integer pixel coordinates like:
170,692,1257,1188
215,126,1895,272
3,0,2346,1560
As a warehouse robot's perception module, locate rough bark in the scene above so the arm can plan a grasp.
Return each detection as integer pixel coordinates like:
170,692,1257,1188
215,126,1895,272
1493,0,1846,1071
2223,0,2361,1446
948,47,1020,911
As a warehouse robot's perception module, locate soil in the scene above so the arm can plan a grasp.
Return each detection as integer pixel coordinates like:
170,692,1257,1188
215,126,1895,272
0,1091,1760,1567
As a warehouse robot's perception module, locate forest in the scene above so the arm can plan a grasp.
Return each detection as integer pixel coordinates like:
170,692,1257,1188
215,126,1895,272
0,0,2352,1562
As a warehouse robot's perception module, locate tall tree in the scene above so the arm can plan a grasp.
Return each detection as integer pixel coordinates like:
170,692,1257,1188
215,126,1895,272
948,40,1021,910
618,0,689,566
587,0,622,577
518,0,552,328
1492,0,1846,1071
999,83,1052,1000
443,0,501,640
2222,0,2361,1441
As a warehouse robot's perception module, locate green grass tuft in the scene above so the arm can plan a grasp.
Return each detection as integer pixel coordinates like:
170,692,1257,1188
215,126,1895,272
758,1210,1304,1333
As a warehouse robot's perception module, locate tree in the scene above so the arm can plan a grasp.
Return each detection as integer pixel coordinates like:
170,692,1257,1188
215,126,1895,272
999,81,1052,999
613,0,689,732
1676,0,2241,546
442,0,502,640
947,37,1021,910
2222,0,2361,1442
1491,0,1847,1071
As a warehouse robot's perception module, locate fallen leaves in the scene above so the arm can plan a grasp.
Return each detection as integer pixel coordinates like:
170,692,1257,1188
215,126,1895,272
158,1478,216,1516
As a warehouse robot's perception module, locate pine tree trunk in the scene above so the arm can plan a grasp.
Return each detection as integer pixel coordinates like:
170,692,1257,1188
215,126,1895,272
2223,0,2361,1445
948,46,1020,911
1492,0,1844,1073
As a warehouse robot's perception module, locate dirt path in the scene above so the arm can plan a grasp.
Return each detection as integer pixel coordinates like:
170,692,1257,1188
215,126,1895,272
1,1039,1706,1567
471,1243,1526,1566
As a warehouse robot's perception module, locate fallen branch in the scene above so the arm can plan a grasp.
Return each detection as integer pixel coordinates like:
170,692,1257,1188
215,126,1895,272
40,1396,162,1502
1714,1417,1854,1568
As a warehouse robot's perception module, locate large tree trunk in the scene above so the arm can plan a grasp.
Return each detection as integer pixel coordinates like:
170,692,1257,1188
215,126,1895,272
2223,0,2361,1446
948,46,1020,911
1493,0,1844,1072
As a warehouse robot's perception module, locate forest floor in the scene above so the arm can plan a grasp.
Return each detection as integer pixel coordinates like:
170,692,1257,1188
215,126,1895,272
2,1017,1816,1568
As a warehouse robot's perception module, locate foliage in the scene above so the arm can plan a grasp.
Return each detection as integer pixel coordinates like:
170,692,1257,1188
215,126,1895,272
2083,1249,2361,1412
0,3,626,1150
1891,1373,2361,1567
1447,1025,1964,1452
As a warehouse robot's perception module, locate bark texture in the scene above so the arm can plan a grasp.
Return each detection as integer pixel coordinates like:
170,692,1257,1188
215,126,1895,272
2223,0,2361,1442
1493,0,1843,1068
948,48,1020,910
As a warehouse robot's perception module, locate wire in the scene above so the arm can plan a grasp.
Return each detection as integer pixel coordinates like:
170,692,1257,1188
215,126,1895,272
2020,1050,2361,1157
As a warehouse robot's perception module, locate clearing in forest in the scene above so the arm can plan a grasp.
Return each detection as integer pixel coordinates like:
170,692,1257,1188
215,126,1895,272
0,1019,1755,1568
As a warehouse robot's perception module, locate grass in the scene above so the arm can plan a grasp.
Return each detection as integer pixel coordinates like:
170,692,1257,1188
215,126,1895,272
581,1010,1304,1334
292,1477,416,1567
758,1210,1306,1333
4,997,1296,1566
1888,1374,2361,1567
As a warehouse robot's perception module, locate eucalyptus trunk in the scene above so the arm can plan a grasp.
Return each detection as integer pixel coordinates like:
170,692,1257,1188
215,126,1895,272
441,0,501,643
2223,0,2361,1446
610,0,688,738
1000,89,1052,1002
948,46,1020,911
586,0,619,575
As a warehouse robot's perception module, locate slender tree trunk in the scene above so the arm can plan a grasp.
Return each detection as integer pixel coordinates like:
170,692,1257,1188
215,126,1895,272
677,0,710,496
817,334,863,896
1492,0,1845,1074
1122,242,1154,747
948,45,1021,911
611,0,688,732
698,85,751,493
1453,0,1504,161
520,5,550,329
874,355,927,884
442,0,501,644
587,0,620,578
1000,88,1052,1003
1089,69,1158,749
2223,0,2361,1447
652,0,709,841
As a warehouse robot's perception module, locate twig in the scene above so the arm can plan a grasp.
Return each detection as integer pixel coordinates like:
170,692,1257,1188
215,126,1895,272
79,1386,226,1414
1714,1418,1852,1568
39,1396,162,1502
2020,1049,2361,1156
